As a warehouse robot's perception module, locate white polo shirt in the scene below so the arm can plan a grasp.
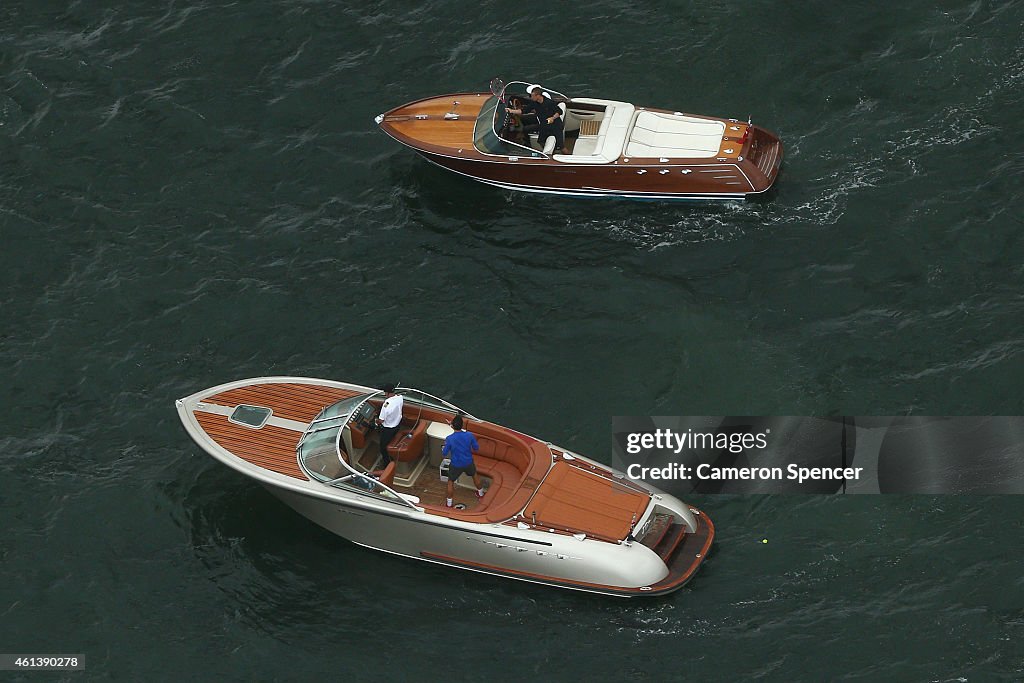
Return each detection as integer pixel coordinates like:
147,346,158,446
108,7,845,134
380,394,404,428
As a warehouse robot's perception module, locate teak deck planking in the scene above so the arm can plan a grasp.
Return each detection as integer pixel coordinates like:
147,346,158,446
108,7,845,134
195,411,306,479
383,94,484,150
204,382,363,423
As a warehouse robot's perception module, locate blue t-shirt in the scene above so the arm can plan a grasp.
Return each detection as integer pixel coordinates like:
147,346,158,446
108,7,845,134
442,430,479,468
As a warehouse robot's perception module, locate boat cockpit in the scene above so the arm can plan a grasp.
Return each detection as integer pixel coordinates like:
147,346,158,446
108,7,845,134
475,79,634,163
296,387,553,518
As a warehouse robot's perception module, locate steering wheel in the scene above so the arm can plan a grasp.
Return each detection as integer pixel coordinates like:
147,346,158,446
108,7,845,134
508,97,523,125
500,97,523,142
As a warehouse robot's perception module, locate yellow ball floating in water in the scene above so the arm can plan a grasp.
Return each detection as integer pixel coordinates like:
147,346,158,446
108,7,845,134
761,538,768,544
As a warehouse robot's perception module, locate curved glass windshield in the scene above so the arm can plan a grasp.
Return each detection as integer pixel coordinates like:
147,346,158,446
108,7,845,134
296,387,475,509
476,81,569,158
313,394,367,426
296,392,419,508
474,95,544,158
474,96,517,155
298,393,373,481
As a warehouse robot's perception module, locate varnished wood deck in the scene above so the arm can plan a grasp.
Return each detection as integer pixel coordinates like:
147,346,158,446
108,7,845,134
525,461,648,542
381,93,485,151
396,469,486,511
204,382,363,423
195,411,306,479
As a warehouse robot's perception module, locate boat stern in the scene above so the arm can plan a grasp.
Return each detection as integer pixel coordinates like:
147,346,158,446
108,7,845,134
740,124,784,193
625,490,715,595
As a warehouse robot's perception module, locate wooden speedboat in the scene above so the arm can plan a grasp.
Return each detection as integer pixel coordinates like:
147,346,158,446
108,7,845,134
376,78,782,200
176,377,714,597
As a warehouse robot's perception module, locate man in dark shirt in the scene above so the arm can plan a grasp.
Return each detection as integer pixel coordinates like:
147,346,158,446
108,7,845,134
507,88,564,152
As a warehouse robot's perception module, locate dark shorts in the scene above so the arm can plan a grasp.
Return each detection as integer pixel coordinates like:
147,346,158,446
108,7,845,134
448,462,477,481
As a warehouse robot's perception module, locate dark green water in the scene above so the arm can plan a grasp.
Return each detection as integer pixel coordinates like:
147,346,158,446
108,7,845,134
2,1,1023,680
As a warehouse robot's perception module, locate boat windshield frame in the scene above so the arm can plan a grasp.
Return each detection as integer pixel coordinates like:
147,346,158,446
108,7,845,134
297,393,369,450
341,387,477,425
499,80,569,103
474,96,540,158
482,80,571,159
298,387,478,510
328,416,422,510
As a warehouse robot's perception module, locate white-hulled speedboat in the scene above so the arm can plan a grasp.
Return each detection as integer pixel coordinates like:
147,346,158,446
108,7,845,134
176,377,714,597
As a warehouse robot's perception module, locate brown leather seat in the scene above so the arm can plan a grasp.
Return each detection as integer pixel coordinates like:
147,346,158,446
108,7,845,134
445,423,554,522
387,419,427,462
377,461,397,487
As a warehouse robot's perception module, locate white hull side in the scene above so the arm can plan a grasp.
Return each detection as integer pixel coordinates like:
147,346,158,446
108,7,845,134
266,486,669,595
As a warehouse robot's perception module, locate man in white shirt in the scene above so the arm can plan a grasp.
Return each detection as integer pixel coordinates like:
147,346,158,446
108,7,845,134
375,383,404,465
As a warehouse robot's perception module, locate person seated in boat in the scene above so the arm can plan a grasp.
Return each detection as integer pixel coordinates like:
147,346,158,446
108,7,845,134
375,382,403,466
506,86,563,152
513,84,547,134
442,414,486,508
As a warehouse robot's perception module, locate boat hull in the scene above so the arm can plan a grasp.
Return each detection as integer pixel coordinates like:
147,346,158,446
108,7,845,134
266,484,713,597
176,376,715,597
417,149,756,200
377,90,783,200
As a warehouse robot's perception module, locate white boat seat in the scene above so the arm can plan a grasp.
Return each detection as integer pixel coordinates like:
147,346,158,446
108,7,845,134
554,98,635,164
624,110,724,159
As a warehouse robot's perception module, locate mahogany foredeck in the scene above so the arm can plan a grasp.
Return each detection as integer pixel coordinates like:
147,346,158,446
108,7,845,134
381,93,485,151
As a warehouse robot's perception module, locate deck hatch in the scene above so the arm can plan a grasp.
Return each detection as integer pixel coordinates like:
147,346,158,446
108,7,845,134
228,404,273,429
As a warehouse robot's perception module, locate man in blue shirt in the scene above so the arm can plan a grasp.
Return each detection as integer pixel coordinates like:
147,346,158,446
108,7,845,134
442,415,486,508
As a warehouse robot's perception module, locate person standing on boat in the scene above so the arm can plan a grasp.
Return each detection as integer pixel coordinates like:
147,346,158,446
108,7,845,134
442,414,486,508
376,383,403,466
506,86,563,152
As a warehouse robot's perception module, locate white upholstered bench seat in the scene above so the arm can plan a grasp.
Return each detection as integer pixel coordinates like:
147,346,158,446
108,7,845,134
553,98,636,164
624,111,724,159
